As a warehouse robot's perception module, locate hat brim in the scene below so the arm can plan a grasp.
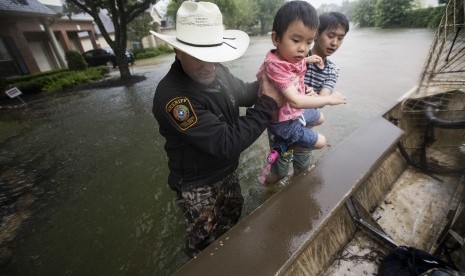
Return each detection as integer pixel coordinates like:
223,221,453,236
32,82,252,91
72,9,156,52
150,30,249,63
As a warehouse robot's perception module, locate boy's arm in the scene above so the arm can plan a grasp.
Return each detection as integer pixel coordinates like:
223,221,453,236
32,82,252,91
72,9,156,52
319,87,333,96
283,85,346,109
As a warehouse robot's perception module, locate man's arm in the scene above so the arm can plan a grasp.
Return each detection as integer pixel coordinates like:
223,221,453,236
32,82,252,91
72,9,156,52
260,73,284,107
155,91,278,160
319,62,340,95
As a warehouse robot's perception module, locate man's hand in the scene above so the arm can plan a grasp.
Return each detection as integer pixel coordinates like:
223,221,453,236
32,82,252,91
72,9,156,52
261,73,284,107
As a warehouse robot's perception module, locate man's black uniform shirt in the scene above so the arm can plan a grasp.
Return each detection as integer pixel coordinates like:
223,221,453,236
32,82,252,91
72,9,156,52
153,59,277,192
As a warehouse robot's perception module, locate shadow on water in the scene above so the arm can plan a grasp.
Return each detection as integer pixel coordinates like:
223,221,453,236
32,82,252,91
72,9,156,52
0,28,434,275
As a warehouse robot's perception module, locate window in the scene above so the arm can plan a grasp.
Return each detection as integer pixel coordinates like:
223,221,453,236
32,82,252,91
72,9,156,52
0,36,28,77
0,39,12,61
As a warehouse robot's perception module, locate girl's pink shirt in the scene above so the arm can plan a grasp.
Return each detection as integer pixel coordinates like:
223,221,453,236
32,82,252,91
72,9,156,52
257,50,307,122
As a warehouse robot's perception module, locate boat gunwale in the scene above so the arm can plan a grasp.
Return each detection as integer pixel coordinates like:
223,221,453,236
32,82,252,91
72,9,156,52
174,114,404,276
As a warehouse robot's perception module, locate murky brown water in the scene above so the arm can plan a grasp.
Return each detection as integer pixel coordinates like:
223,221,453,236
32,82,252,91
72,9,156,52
0,28,434,275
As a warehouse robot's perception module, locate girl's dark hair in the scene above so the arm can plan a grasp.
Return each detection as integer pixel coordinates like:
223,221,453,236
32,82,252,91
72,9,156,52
318,12,350,34
272,1,319,39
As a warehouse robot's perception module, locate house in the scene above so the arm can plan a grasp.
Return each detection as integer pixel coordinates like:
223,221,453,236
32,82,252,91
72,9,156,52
0,0,98,78
0,0,175,79
78,11,114,52
143,0,174,49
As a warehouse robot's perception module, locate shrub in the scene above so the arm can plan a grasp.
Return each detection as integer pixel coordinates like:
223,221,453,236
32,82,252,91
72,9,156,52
133,45,173,60
136,51,158,59
43,67,107,93
14,79,44,94
43,72,88,92
65,50,87,71
10,67,108,94
0,74,8,100
156,44,173,53
6,69,68,85
246,26,261,37
427,6,446,28
0,75,7,93
13,71,68,94
93,66,110,76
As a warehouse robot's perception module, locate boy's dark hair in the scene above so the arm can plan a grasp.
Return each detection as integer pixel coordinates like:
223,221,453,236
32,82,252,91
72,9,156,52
272,1,319,39
318,12,350,35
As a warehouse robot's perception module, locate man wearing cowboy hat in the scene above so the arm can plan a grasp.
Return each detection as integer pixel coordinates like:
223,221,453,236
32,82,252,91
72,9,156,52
151,1,283,258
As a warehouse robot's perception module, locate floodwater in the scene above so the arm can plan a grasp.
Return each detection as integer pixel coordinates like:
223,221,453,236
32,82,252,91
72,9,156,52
0,28,434,275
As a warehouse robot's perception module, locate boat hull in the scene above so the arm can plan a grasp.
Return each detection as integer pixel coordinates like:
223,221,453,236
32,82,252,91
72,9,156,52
173,90,465,275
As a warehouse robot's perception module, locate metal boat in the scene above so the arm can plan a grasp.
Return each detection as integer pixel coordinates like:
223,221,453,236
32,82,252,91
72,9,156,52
173,1,465,274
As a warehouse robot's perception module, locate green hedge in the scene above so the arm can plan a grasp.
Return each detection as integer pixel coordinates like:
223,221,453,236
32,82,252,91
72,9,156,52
8,66,109,94
403,6,446,28
6,69,68,85
133,45,173,60
43,67,108,92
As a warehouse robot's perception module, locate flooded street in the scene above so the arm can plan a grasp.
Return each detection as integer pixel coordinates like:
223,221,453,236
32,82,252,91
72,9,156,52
0,28,434,275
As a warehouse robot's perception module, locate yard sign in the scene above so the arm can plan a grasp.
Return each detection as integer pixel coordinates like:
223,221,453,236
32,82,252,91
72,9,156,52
4,87,27,105
5,87,22,98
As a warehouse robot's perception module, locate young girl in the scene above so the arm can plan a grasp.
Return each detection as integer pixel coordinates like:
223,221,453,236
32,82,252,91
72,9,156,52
257,0,346,155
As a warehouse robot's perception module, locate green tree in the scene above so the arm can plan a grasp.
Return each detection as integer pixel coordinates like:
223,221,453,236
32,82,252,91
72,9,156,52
221,0,257,30
403,6,445,27
375,0,413,28
167,0,282,35
166,0,249,29
166,0,182,21
340,0,355,20
255,0,285,35
352,0,378,27
127,13,155,49
214,0,239,25
412,0,424,9
64,0,156,80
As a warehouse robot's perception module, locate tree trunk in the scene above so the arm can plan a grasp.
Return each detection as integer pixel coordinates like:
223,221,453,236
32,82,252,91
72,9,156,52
260,19,266,35
118,61,132,80
114,51,132,80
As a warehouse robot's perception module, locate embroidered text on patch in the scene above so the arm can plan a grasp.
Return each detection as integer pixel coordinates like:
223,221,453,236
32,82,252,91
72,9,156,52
166,97,197,130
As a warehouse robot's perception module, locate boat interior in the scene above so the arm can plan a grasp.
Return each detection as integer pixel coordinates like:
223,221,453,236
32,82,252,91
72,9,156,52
173,0,465,275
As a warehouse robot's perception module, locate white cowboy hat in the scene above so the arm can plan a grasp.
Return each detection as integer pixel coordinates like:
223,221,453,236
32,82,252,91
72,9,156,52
150,1,249,63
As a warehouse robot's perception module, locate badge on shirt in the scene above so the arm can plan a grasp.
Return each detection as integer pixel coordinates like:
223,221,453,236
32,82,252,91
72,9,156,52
165,97,197,130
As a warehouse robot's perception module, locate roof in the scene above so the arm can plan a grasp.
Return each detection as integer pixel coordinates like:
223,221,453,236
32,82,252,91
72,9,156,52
44,3,62,14
0,0,56,17
78,11,115,38
39,0,64,13
96,11,115,34
40,0,94,21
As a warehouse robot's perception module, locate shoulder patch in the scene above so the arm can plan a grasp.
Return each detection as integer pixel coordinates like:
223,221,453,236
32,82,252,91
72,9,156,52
165,97,198,130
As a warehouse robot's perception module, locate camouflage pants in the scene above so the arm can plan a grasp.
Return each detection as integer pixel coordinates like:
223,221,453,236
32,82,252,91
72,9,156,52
177,172,244,258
